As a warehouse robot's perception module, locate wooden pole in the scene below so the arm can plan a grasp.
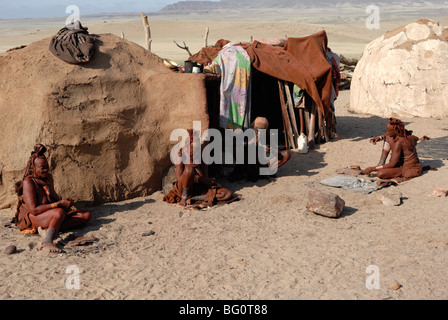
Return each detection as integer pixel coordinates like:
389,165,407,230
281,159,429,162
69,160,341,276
278,81,295,149
278,81,289,149
322,110,330,142
302,92,311,138
304,106,310,139
299,108,305,135
317,105,323,143
327,109,336,140
308,98,316,149
281,112,289,150
204,27,209,48
141,12,152,51
283,81,299,148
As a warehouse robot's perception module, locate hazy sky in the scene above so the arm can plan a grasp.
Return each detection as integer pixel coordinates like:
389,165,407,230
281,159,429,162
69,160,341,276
0,0,219,19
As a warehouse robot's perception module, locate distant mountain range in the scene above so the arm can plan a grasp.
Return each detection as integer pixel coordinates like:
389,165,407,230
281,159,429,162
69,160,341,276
160,0,448,12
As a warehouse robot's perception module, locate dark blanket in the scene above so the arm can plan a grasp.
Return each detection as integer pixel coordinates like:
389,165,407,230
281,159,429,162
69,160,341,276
188,39,231,66
49,22,95,64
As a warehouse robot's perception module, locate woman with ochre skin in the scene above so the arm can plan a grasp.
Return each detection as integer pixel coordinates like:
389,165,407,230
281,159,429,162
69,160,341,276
361,118,422,182
14,144,91,253
163,130,234,207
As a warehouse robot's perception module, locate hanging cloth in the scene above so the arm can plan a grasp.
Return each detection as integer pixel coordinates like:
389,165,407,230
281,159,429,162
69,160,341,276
214,45,251,129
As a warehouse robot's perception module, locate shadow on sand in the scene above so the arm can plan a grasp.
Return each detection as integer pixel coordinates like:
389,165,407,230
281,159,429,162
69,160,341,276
417,136,448,162
216,146,327,194
335,115,413,142
55,198,155,250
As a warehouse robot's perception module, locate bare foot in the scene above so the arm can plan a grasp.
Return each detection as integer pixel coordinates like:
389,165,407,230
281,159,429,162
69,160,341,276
40,242,62,253
179,198,187,207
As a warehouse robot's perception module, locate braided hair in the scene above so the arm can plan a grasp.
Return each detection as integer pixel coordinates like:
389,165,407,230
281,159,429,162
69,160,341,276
15,144,48,196
388,118,418,146
12,144,49,224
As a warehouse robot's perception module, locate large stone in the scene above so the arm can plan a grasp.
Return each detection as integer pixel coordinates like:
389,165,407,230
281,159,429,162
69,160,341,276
377,188,402,206
350,18,448,118
0,33,209,208
306,189,345,218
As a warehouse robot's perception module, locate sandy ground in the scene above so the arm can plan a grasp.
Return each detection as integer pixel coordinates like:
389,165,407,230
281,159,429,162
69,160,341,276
1,9,448,300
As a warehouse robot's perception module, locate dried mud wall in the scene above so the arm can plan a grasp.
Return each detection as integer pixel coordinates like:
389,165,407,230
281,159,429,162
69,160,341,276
0,33,209,208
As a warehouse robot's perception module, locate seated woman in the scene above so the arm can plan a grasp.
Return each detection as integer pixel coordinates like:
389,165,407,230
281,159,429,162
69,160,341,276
163,130,234,208
361,118,422,183
14,144,91,253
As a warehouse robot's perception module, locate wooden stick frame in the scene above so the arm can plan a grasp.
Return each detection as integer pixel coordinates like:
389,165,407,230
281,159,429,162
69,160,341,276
173,40,193,57
283,81,299,148
204,27,209,48
277,80,296,149
141,12,152,51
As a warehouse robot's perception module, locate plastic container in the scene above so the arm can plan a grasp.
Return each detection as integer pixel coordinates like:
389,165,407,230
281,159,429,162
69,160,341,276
184,60,194,73
298,133,308,154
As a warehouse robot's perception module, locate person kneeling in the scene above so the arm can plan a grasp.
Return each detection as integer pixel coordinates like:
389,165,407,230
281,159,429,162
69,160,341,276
361,118,422,183
163,130,234,208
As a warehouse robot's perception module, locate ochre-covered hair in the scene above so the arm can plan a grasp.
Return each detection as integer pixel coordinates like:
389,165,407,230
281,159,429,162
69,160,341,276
388,118,418,146
15,144,48,196
388,118,413,138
